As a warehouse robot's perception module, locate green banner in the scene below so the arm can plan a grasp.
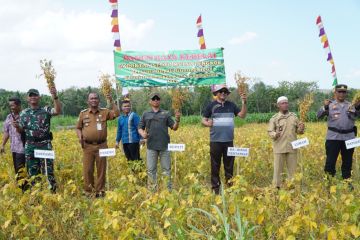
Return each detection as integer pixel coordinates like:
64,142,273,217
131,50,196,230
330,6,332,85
114,48,225,87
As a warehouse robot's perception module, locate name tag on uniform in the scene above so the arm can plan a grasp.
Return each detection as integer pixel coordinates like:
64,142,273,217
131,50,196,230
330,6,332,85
97,123,102,131
168,144,185,152
34,150,55,159
99,148,116,157
345,138,360,149
291,137,309,149
227,147,249,157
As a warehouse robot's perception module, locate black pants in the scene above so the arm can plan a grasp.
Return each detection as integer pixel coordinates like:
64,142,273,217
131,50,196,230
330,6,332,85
325,140,354,179
12,152,28,191
210,141,234,193
123,143,141,161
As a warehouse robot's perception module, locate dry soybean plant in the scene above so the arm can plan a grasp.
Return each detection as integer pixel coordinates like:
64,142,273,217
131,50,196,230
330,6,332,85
99,73,113,103
298,93,314,122
351,91,360,108
234,71,251,95
40,59,56,90
171,88,187,112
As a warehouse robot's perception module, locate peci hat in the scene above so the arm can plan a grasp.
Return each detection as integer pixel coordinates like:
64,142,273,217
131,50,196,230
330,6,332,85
277,96,288,104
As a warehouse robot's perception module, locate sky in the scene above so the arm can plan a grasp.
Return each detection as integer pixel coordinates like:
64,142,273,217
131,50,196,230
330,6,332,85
0,0,359,94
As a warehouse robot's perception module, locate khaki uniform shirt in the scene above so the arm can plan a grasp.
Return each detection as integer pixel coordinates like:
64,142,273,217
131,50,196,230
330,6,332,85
268,112,304,153
76,108,118,143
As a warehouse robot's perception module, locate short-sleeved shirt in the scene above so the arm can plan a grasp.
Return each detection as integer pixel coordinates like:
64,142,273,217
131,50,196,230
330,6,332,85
76,108,117,143
202,101,241,142
19,106,53,146
138,109,175,151
317,100,359,141
3,114,24,154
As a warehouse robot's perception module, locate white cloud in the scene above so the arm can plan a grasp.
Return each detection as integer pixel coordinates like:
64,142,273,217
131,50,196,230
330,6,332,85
345,69,360,78
228,32,258,45
0,1,155,92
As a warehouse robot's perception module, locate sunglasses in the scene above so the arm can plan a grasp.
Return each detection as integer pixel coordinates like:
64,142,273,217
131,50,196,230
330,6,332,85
218,89,229,94
151,96,161,101
336,91,347,94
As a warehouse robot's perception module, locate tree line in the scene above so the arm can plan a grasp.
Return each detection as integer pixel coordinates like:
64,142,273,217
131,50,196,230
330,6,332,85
0,80,352,121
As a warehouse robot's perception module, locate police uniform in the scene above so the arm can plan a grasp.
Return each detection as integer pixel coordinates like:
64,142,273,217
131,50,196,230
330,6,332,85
76,107,119,195
317,84,359,179
268,112,304,187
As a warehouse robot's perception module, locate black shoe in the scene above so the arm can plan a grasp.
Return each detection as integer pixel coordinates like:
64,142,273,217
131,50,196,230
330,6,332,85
95,192,106,198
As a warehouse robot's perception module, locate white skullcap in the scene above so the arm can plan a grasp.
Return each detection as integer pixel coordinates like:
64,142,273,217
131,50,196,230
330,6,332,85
277,96,288,104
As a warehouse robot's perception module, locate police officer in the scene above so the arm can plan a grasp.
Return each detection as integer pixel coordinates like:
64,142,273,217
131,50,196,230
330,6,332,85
317,84,360,182
268,96,305,188
14,87,61,193
76,92,120,198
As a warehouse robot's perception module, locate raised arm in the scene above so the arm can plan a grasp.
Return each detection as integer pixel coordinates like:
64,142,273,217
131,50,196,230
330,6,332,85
50,86,62,116
317,99,330,119
237,93,247,119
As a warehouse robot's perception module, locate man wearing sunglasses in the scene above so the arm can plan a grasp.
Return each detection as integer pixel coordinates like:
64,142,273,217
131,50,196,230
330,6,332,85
202,84,247,194
138,92,181,191
317,84,360,187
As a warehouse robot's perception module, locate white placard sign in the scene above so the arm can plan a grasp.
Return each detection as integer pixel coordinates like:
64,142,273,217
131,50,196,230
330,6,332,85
34,150,55,159
99,148,116,157
291,137,309,149
345,138,360,149
227,147,249,157
168,144,185,152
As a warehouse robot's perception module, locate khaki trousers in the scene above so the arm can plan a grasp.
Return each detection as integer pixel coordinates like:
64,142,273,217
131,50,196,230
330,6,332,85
82,142,107,194
273,152,297,187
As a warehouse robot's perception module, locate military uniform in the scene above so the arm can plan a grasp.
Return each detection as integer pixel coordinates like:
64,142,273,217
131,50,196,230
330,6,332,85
317,89,359,179
76,107,118,195
19,106,56,191
268,112,304,187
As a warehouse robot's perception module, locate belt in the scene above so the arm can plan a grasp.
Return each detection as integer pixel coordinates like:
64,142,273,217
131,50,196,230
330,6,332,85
84,140,106,145
328,127,355,134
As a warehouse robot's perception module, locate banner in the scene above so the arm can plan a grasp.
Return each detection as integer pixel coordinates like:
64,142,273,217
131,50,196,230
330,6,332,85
114,48,226,87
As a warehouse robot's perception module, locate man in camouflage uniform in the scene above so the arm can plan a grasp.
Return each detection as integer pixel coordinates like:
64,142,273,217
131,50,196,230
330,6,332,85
14,88,61,193
76,92,119,198
268,96,305,188
317,84,360,184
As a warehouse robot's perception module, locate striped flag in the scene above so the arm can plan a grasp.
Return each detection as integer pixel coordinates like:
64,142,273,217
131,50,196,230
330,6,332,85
196,15,206,49
110,0,121,52
316,15,337,86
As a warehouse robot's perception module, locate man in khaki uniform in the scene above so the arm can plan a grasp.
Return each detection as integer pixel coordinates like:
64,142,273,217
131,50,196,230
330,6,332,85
268,96,305,188
76,92,119,197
